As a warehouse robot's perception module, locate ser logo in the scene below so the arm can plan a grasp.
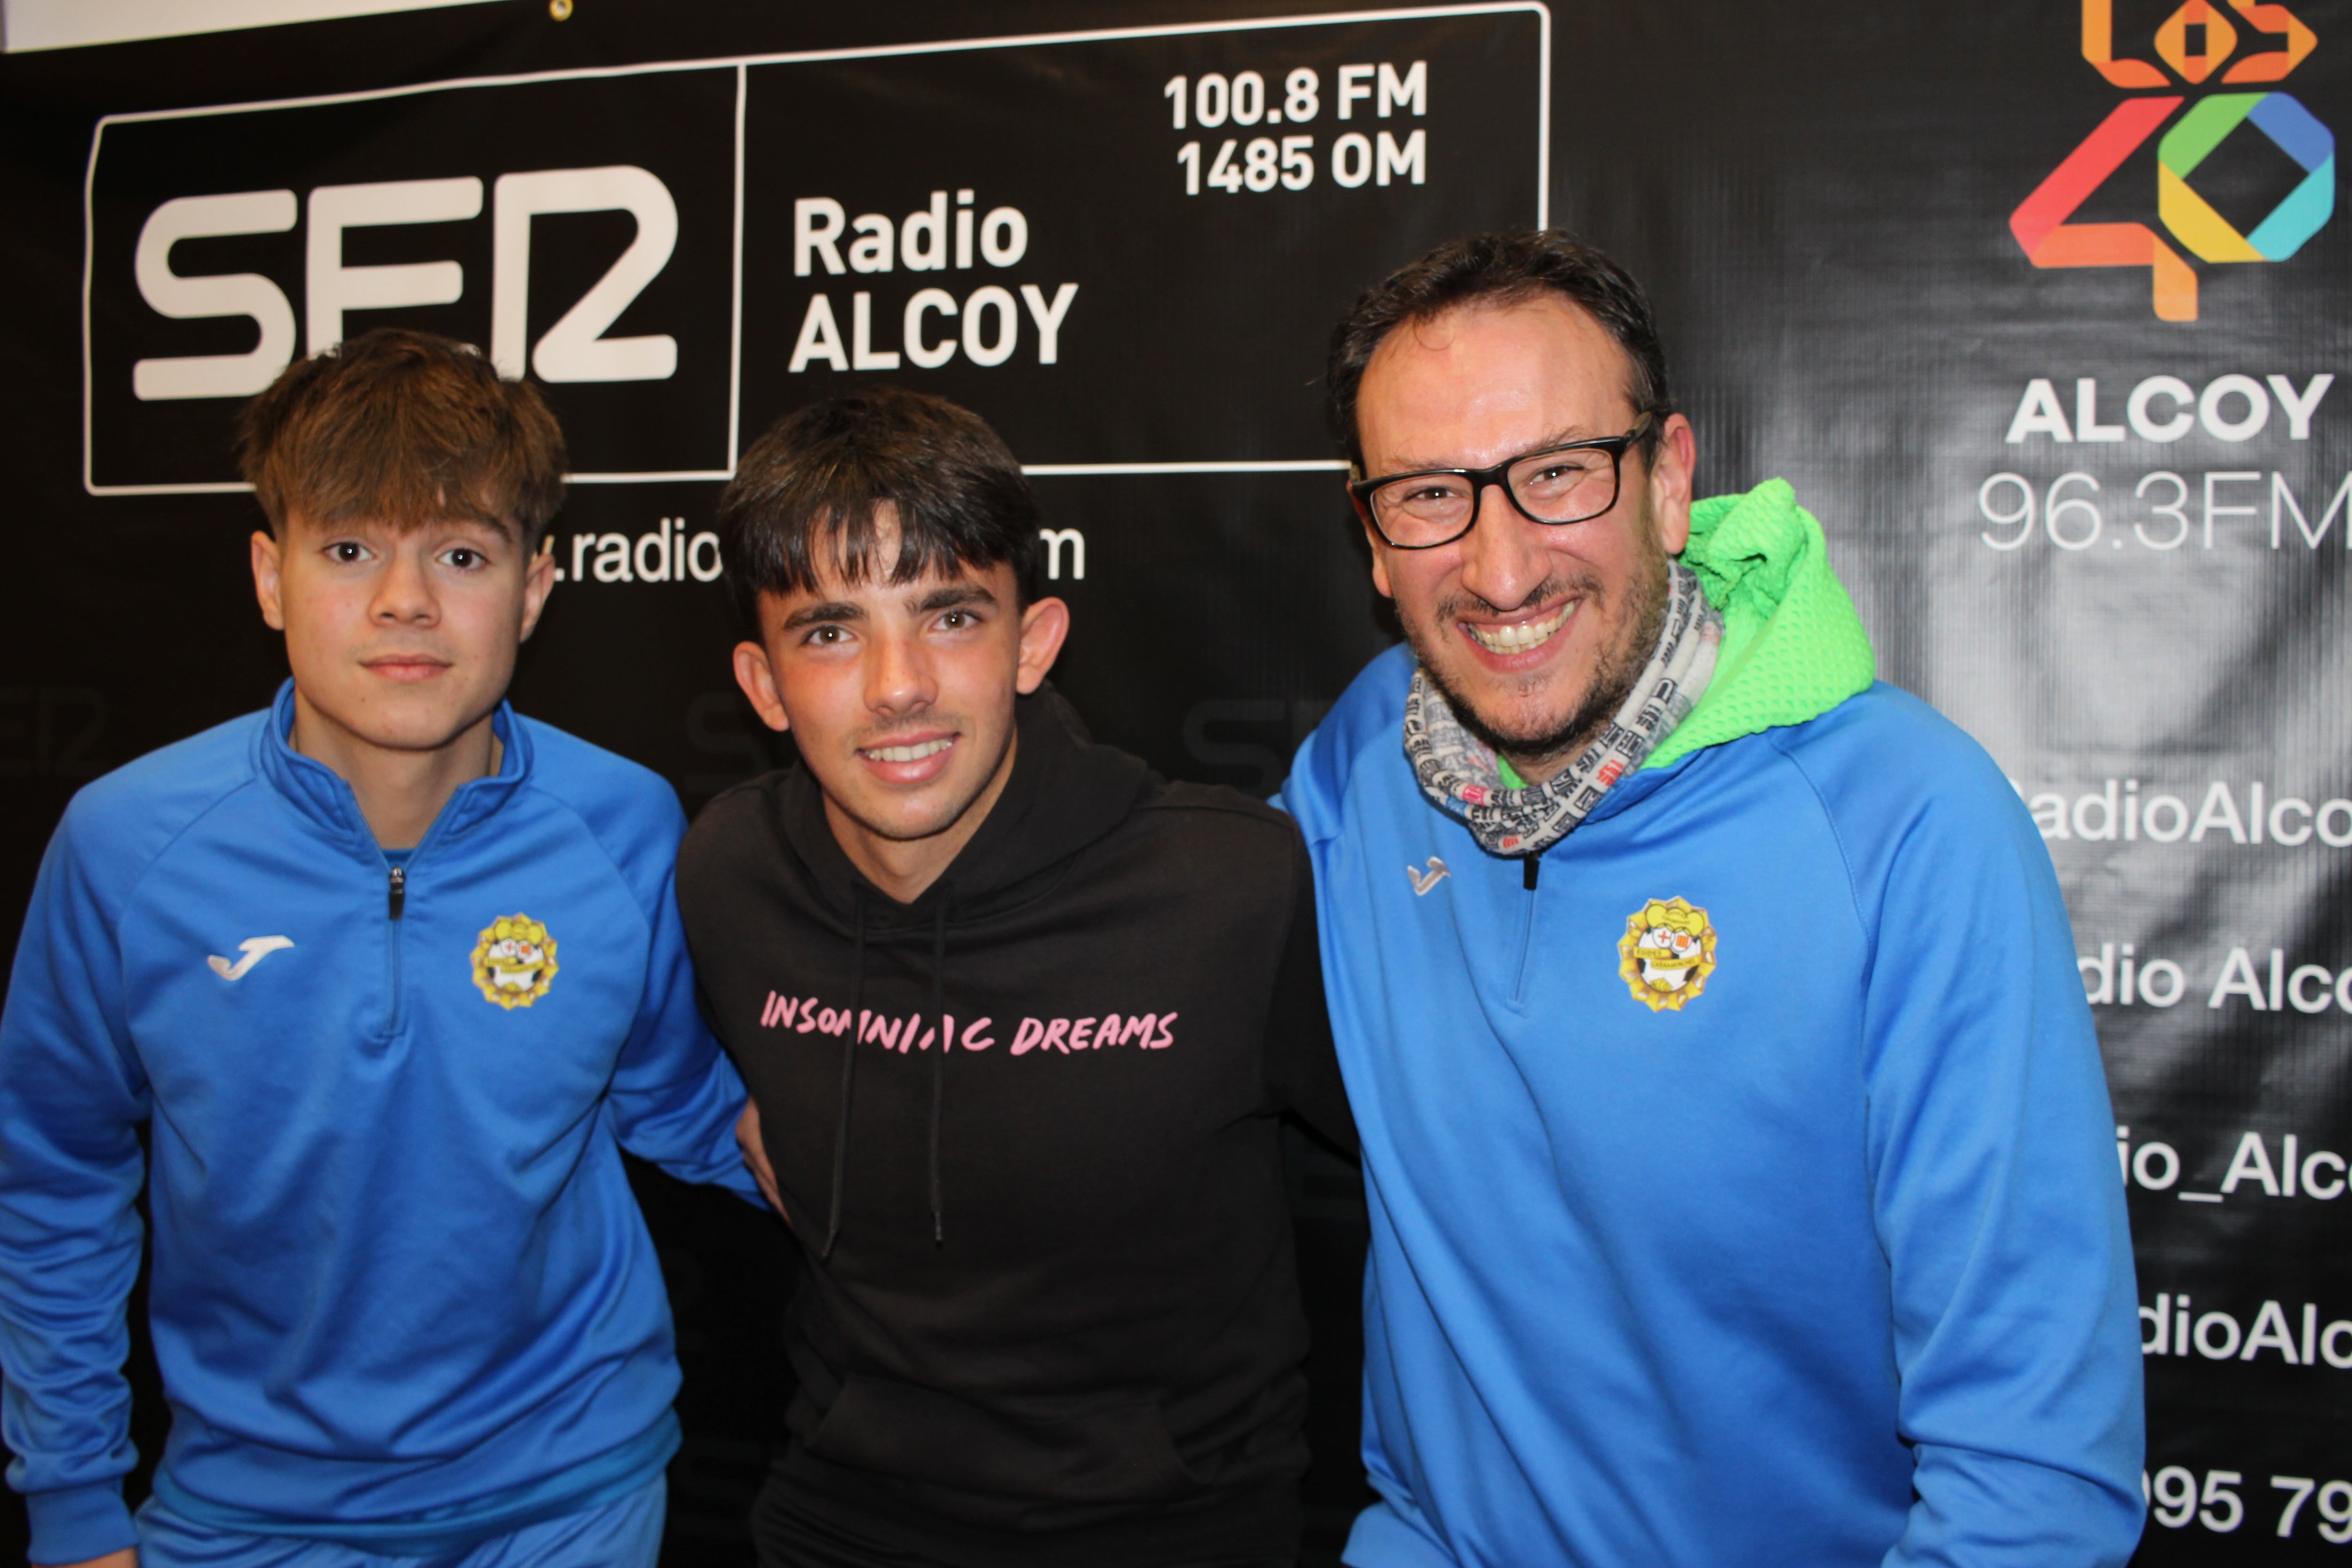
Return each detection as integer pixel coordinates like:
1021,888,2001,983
86,68,739,492
128,168,680,404
2011,0,2332,320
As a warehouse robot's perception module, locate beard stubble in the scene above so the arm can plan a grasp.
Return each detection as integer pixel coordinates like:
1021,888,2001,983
1412,527,1673,776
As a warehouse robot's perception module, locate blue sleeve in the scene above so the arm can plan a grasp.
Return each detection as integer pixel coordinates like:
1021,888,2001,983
1280,643,1415,832
0,810,151,1564
607,845,760,1204
1849,749,2146,1567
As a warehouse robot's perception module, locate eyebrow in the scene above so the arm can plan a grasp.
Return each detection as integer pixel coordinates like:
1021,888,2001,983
779,581,997,632
301,512,518,544
1376,426,1609,474
911,582,997,614
782,599,866,631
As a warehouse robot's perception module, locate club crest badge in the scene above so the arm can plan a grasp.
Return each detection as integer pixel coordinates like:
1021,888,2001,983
471,914,558,1009
1618,897,1717,1012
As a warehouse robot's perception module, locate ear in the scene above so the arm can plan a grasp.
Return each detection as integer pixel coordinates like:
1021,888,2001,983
1647,414,1698,556
732,639,790,732
1362,526,1396,601
517,537,557,642
252,529,287,631
1351,485,1397,599
1014,596,1071,695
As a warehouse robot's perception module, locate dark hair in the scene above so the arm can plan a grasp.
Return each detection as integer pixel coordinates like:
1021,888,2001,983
1326,230,1674,469
717,386,1044,631
238,327,567,547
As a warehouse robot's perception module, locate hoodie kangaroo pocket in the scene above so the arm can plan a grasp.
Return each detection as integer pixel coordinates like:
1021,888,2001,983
805,1373,1197,1504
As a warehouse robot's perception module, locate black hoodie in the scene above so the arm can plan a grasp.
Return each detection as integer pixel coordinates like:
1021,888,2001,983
676,687,1354,1567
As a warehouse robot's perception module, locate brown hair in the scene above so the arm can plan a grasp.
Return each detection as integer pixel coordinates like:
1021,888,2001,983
238,328,567,546
1327,230,1674,470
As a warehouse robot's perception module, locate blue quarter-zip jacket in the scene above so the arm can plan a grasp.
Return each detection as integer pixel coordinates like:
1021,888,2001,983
0,684,757,1564
1280,642,2145,1567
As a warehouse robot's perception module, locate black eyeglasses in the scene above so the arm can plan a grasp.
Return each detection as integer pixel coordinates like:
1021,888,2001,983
1348,414,1655,549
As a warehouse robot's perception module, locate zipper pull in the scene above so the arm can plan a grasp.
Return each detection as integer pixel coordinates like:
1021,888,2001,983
388,865,406,921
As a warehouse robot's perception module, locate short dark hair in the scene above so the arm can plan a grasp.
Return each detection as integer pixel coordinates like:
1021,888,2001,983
238,327,567,547
1326,230,1674,470
717,386,1044,631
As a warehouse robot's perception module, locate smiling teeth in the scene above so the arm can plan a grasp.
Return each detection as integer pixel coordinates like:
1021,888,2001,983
867,739,952,763
1468,603,1574,653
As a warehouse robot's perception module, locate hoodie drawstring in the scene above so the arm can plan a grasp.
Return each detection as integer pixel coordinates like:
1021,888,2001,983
821,890,866,1260
819,893,953,1255
928,907,948,1247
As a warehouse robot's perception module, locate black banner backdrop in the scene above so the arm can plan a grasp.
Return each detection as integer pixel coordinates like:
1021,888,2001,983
1,1,2346,1562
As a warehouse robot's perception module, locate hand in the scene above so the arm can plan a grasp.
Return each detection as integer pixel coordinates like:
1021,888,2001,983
736,1099,787,1226
51,1552,137,1568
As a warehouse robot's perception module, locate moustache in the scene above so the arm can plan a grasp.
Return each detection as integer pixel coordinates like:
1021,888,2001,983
1430,570,1606,626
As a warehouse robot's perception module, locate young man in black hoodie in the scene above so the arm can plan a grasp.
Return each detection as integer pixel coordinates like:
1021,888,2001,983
676,387,1353,1568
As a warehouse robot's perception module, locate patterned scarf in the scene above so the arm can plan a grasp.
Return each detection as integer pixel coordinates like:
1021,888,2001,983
1403,559,1723,858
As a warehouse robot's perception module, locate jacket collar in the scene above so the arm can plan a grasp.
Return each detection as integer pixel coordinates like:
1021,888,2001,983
251,678,532,856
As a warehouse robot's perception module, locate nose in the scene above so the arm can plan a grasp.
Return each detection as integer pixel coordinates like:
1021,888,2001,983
371,541,438,625
865,624,937,717
1454,481,1551,612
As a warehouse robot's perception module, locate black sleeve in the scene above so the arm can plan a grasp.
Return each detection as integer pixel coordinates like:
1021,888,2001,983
1263,827,1358,1157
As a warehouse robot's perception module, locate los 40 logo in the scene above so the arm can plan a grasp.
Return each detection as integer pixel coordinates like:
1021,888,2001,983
2012,0,2332,321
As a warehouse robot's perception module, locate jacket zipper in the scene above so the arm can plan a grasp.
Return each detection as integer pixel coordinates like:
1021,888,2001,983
1511,852,1541,1003
384,864,407,1036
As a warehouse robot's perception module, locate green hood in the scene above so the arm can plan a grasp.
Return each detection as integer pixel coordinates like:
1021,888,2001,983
1645,479,1877,771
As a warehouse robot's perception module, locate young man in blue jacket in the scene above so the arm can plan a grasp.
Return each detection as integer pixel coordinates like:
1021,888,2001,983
1278,232,2146,1566
0,330,757,1568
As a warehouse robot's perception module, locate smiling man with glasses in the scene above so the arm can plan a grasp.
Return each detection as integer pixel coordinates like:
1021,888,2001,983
1277,231,2146,1567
